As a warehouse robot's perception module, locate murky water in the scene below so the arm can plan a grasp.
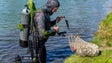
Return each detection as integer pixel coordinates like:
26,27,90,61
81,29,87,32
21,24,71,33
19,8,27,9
0,0,112,63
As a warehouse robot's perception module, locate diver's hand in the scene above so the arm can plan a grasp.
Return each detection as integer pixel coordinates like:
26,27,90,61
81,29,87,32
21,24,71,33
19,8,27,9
56,16,65,23
53,26,59,32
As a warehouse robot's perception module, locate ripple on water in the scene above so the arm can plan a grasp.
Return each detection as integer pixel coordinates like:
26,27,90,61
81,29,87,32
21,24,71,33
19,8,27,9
0,0,111,63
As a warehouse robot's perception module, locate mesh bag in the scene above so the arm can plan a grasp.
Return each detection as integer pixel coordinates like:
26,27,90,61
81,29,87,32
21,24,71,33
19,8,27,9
68,34,101,57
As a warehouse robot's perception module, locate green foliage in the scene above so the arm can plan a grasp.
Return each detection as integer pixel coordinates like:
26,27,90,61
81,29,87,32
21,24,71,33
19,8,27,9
17,23,24,31
27,0,36,22
42,30,53,38
42,30,49,38
64,50,112,63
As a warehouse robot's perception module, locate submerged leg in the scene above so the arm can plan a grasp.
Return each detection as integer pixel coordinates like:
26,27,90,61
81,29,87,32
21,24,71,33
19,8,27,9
38,45,46,63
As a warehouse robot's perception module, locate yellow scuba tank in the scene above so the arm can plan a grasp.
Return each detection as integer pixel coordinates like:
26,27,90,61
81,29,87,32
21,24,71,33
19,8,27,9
19,5,30,48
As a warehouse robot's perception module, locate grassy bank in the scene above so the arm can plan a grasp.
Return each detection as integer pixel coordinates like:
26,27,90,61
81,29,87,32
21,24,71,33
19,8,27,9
92,12,112,47
64,12,112,63
64,50,112,63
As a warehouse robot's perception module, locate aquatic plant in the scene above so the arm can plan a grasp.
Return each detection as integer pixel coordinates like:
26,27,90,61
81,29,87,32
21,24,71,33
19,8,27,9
27,0,36,26
17,0,36,30
27,0,36,20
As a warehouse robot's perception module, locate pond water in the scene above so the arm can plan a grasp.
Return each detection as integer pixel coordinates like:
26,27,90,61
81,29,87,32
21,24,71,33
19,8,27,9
0,0,112,63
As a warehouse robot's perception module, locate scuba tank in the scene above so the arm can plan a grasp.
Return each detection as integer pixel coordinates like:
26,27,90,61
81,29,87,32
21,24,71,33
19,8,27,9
19,5,30,48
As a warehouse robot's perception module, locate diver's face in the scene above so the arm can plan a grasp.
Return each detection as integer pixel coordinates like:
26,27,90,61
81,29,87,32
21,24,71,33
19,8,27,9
52,7,58,13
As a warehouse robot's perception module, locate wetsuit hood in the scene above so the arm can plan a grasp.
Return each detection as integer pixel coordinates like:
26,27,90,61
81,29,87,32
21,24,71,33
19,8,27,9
41,0,60,16
46,0,60,8
42,5,53,16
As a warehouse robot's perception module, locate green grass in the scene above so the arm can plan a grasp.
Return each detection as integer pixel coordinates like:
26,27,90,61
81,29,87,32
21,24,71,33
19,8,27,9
64,12,112,63
64,50,112,63
92,12,112,47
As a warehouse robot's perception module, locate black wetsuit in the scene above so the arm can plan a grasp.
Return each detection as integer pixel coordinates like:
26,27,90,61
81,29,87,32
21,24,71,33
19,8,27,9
34,6,57,63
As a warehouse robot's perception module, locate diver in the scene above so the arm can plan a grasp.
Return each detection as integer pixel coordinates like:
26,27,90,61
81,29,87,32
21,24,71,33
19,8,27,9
34,0,64,63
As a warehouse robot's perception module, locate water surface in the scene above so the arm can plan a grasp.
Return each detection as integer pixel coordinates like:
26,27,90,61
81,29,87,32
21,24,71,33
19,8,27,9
0,0,112,63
